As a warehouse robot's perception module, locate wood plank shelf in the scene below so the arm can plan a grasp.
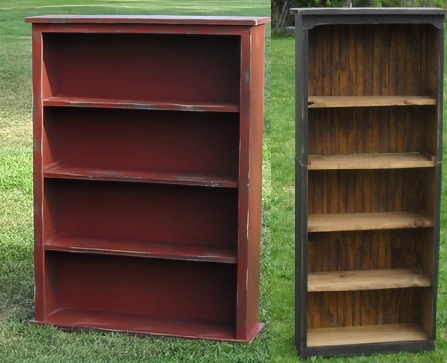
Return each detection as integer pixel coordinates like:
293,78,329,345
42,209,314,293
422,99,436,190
307,324,428,347
44,308,237,341
308,269,431,292
308,212,433,233
308,96,436,108
43,163,238,188
308,153,436,170
45,236,237,264
44,96,240,113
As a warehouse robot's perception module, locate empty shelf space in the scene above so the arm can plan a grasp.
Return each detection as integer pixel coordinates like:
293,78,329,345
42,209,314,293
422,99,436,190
45,236,237,264
308,212,433,232
44,308,236,341
308,153,436,170
307,324,428,347
308,268,431,292
44,96,240,113
44,163,238,188
308,96,436,108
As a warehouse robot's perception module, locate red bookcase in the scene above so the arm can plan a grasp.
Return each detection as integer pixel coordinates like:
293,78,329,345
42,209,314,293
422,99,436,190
26,15,269,342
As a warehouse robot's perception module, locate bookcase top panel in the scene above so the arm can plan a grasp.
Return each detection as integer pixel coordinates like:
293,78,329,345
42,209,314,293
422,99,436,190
25,15,270,26
290,7,447,16
291,7,446,29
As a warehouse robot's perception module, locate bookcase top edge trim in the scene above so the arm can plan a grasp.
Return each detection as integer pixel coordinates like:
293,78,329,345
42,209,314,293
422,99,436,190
290,7,446,29
290,7,447,16
25,15,271,26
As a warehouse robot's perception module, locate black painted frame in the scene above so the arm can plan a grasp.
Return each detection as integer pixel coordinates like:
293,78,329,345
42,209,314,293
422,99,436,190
291,7,446,359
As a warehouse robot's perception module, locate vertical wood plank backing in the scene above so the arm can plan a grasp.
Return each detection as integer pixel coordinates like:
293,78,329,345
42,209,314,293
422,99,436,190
308,169,434,215
308,107,437,156
307,289,422,329
308,24,438,97
419,288,434,338
307,230,434,273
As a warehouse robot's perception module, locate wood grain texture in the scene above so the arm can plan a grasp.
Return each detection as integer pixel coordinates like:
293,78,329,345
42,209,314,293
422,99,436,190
307,324,428,347
308,153,436,170
299,15,443,355
308,96,436,108
308,212,433,232
307,229,432,273
308,169,435,215
308,269,431,292
307,289,419,329
308,107,438,156
308,24,438,97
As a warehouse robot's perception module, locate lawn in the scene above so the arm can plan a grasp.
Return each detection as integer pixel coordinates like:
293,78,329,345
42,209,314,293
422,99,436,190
0,1,270,362
270,30,447,362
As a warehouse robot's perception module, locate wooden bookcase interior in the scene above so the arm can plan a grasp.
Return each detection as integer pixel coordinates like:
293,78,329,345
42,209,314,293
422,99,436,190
27,16,269,342
295,15,444,355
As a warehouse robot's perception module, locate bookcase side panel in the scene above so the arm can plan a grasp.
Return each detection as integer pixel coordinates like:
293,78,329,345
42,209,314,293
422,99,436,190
31,25,46,322
235,25,266,341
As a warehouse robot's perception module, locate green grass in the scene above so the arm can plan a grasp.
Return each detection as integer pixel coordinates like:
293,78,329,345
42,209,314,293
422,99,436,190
270,31,447,362
0,1,270,362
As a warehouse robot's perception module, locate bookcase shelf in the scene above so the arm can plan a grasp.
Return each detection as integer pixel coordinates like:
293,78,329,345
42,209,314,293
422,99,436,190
308,212,433,232
27,15,269,342
307,324,428,348
308,153,436,170
308,95,436,108
44,163,238,188
308,268,431,292
41,251,238,339
43,96,240,113
45,236,237,264
45,308,236,341
292,8,445,358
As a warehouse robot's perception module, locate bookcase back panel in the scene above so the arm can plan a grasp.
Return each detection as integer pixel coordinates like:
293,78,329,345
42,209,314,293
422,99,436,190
44,179,237,247
43,33,241,103
308,229,432,273
307,288,427,329
308,107,437,156
45,251,237,324
308,24,439,97
43,107,239,177
308,169,435,215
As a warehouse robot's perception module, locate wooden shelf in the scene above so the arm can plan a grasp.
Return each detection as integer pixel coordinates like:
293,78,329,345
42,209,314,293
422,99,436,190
45,236,237,264
44,308,237,341
44,96,240,113
308,212,433,232
44,163,238,188
308,153,436,170
308,268,431,292
307,324,428,347
308,96,436,108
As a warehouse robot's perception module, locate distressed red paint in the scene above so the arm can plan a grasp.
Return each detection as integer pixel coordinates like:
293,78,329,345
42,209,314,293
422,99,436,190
26,15,269,342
